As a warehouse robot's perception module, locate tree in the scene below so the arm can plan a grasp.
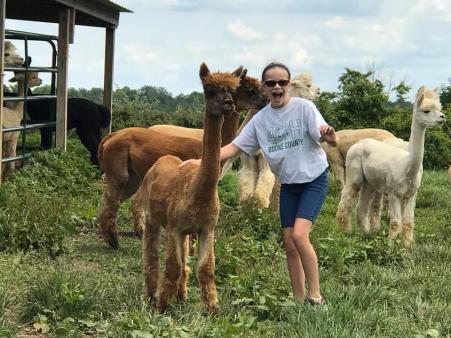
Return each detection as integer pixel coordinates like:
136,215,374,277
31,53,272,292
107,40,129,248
334,68,389,129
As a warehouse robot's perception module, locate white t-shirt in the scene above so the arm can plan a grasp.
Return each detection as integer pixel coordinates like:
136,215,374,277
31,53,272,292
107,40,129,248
233,97,329,184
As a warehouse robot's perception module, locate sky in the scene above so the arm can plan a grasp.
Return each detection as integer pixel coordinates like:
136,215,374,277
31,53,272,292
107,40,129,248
5,0,451,99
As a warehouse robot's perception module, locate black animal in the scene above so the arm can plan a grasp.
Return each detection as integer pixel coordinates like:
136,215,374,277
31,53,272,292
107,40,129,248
26,97,111,165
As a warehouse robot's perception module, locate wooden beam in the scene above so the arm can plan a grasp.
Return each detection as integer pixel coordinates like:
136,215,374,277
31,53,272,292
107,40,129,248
0,0,5,181
69,7,75,44
103,27,115,133
56,7,70,151
55,0,120,27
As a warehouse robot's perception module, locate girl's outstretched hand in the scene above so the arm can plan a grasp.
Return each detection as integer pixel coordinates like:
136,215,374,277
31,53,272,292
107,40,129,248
320,125,338,146
179,159,201,167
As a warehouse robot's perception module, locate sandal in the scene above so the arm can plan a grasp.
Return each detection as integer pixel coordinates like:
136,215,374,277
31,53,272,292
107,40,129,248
306,297,326,306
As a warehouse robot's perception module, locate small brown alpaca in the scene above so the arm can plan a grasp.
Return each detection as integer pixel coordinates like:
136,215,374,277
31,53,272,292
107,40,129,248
98,67,264,249
98,128,203,249
139,63,239,314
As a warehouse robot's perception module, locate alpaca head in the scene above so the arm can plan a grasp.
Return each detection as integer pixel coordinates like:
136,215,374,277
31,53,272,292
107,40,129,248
231,66,268,111
9,71,43,88
199,63,240,117
413,86,445,128
4,41,25,67
289,73,320,101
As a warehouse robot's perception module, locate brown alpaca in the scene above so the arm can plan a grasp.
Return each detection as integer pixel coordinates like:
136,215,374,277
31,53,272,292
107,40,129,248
98,128,203,249
98,67,264,249
139,63,239,314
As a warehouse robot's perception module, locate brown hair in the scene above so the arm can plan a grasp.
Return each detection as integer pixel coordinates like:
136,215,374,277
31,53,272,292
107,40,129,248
261,62,291,81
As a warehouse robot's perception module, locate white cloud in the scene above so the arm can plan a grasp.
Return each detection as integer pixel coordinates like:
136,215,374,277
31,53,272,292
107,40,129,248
123,44,160,64
413,0,451,21
325,16,346,29
291,47,312,66
227,20,263,41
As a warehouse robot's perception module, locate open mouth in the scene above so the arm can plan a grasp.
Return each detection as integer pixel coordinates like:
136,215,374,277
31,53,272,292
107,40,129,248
272,92,284,100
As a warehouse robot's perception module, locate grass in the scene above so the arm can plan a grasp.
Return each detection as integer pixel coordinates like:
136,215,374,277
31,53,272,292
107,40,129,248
0,142,450,337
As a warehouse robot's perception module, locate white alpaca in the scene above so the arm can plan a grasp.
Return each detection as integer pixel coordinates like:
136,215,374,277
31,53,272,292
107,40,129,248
289,73,320,100
4,41,24,67
336,87,444,248
3,41,25,107
322,129,398,190
237,73,320,207
2,71,42,178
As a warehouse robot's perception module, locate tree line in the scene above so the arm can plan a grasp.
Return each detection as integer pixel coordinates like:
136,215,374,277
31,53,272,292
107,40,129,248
33,69,451,169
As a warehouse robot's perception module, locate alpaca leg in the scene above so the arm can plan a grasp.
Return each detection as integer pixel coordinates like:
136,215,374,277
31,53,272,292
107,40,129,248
142,214,160,303
254,152,275,208
333,164,346,190
177,234,191,302
2,133,19,179
131,193,144,237
369,191,384,233
402,194,417,249
76,128,100,165
197,228,218,315
98,183,122,249
355,183,373,234
40,127,53,149
387,194,402,243
237,153,257,203
268,178,281,211
336,184,360,233
157,229,183,312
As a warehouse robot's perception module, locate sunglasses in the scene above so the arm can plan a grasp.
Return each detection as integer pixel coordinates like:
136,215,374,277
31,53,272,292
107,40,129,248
264,79,290,87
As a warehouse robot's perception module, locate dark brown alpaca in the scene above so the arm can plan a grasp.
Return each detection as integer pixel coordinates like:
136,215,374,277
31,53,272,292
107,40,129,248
139,63,239,314
98,67,266,249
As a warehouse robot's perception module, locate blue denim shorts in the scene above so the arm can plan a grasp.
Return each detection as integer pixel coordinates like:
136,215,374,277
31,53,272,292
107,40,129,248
279,168,329,228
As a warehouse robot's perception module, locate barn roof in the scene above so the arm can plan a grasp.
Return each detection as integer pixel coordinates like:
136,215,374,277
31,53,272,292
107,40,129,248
6,0,132,28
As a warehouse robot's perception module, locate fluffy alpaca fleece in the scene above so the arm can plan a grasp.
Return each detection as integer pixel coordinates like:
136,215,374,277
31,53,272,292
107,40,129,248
4,41,24,67
322,128,397,189
139,63,240,314
289,73,320,100
98,128,203,249
336,87,445,248
236,73,321,208
2,71,42,179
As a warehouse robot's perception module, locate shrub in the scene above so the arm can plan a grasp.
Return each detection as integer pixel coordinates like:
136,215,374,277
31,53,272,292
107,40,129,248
0,146,99,255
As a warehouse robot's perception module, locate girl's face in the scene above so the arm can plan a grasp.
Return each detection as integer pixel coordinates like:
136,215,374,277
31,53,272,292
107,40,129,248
263,67,291,109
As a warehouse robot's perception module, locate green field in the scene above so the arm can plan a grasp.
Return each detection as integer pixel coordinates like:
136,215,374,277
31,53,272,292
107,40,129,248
0,141,450,338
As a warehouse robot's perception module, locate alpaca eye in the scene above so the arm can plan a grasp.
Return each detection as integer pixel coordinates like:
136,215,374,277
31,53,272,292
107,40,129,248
423,110,430,114
205,90,215,98
5,53,9,57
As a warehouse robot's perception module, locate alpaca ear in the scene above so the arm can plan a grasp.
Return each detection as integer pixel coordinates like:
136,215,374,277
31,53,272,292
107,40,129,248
199,62,210,79
433,87,440,96
4,41,15,50
416,86,426,104
231,65,243,77
239,68,247,80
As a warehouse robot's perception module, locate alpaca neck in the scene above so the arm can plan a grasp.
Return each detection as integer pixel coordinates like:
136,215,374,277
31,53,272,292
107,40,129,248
220,110,239,146
194,110,223,200
14,79,25,117
406,118,425,178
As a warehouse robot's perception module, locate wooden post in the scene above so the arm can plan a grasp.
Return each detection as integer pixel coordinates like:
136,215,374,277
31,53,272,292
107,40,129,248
56,7,70,150
103,27,115,133
0,0,5,181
